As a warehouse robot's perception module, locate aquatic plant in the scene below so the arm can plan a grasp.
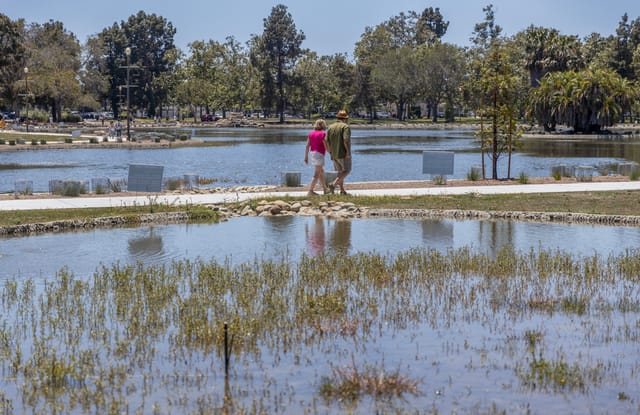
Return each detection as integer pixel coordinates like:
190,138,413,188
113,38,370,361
0,246,638,413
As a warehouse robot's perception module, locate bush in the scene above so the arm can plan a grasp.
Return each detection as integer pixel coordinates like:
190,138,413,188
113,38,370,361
61,112,83,123
466,168,481,181
518,172,529,184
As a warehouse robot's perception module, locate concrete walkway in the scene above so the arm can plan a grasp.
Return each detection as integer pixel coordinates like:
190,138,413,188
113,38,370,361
2,180,640,211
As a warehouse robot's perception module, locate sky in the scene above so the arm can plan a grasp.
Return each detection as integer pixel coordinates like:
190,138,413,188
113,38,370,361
2,0,640,57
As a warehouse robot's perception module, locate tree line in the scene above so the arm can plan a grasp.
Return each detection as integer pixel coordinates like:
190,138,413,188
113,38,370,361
1,4,639,135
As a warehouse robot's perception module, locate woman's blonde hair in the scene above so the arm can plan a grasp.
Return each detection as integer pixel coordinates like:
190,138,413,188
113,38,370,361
314,118,327,130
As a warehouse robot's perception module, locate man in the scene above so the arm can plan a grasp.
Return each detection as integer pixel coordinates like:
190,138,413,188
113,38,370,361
324,110,352,195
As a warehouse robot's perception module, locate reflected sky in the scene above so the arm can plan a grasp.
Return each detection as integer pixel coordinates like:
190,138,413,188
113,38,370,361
2,216,639,281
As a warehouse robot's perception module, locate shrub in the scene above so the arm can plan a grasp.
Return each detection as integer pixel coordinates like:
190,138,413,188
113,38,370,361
433,175,446,185
518,172,529,184
466,168,481,181
61,112,83,123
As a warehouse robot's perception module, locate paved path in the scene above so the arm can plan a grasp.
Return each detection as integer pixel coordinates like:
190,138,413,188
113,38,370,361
2,180,640,211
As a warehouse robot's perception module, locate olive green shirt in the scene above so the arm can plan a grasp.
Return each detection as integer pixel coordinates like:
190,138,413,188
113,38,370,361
325,120,351,160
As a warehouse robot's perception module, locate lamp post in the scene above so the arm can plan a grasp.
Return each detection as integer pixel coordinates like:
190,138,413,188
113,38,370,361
24,67,29,133
125,47,131,141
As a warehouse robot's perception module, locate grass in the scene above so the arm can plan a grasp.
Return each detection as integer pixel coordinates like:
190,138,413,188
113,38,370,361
0,247,637,413
0,204,217,227
3,190,640,228
353,190,640,216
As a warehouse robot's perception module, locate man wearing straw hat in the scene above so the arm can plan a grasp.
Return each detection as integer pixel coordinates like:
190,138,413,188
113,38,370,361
324,109,351,195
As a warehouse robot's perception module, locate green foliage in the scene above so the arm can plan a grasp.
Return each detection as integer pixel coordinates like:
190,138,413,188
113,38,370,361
62,112,82,123
518,171,529,184
466,168,481,181
474,44,523,180
250,4,305,123
528,69,637,133
433,175,446,185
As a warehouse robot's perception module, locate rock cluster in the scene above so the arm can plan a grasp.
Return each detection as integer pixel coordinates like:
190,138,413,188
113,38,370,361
175,185,278,194
366,208,640,225
210,199,368,220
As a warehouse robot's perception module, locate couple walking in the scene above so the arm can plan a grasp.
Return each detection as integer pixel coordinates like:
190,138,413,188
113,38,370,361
303,110,351,196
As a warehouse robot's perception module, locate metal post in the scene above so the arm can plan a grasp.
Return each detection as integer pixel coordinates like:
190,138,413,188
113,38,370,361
24,67,29,133
125,47,131,141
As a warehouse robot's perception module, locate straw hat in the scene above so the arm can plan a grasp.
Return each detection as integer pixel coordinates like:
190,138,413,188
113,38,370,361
336,110,349,119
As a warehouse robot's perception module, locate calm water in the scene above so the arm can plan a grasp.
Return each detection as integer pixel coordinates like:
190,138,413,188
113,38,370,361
2,127,640,413
1,216,640,414
2,216,640,281
1,127,638,193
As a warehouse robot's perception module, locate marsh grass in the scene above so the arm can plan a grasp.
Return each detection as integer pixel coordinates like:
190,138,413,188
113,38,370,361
319,359,421,402
0,246,639,413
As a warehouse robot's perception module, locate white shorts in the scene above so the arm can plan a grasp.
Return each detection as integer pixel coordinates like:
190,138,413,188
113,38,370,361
310,151,325,166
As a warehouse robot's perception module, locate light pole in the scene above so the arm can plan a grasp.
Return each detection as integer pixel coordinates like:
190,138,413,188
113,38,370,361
24,67,29,133
125,47,131,141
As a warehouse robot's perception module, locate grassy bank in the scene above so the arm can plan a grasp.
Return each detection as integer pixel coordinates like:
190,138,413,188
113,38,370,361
0,204,217,227
355,189,640,216
3,190,640,228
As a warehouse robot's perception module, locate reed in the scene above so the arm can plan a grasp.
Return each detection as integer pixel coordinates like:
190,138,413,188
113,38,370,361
0,246,638,413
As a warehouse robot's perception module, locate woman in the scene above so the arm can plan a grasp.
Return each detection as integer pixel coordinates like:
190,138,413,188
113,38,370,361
304,118,329,195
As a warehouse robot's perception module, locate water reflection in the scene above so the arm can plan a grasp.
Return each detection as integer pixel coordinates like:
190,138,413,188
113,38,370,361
421,220,453,246
128,227,164,258
328,219,351,254
3,216,640,281
305,216,326,255
477,220,516,251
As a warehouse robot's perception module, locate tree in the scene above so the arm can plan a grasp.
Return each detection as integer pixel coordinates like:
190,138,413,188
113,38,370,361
0,13,26,109
528,69,637,133
250,4,305,123
476,46,522,179
515,26,583,87
354,25,393,122
220,37,256,113
372,47,419,120
469,4,522,180
86,23,127,116
582,32,616,71
121,11,178,118
24,20,82,121
291,52,354,118
86,11,177,119
470,4,502,50
415,43,466,121
354,6,449,121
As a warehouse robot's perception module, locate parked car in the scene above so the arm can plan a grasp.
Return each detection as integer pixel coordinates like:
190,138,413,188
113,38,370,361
201,114,219,122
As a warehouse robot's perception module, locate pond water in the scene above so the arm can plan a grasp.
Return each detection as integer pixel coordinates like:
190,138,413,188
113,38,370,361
1,216,639,414
1,127,639,193
2,215,640,281
2,127,640,413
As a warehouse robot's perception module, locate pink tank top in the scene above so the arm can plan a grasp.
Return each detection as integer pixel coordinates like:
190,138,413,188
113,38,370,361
308,130,326,154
